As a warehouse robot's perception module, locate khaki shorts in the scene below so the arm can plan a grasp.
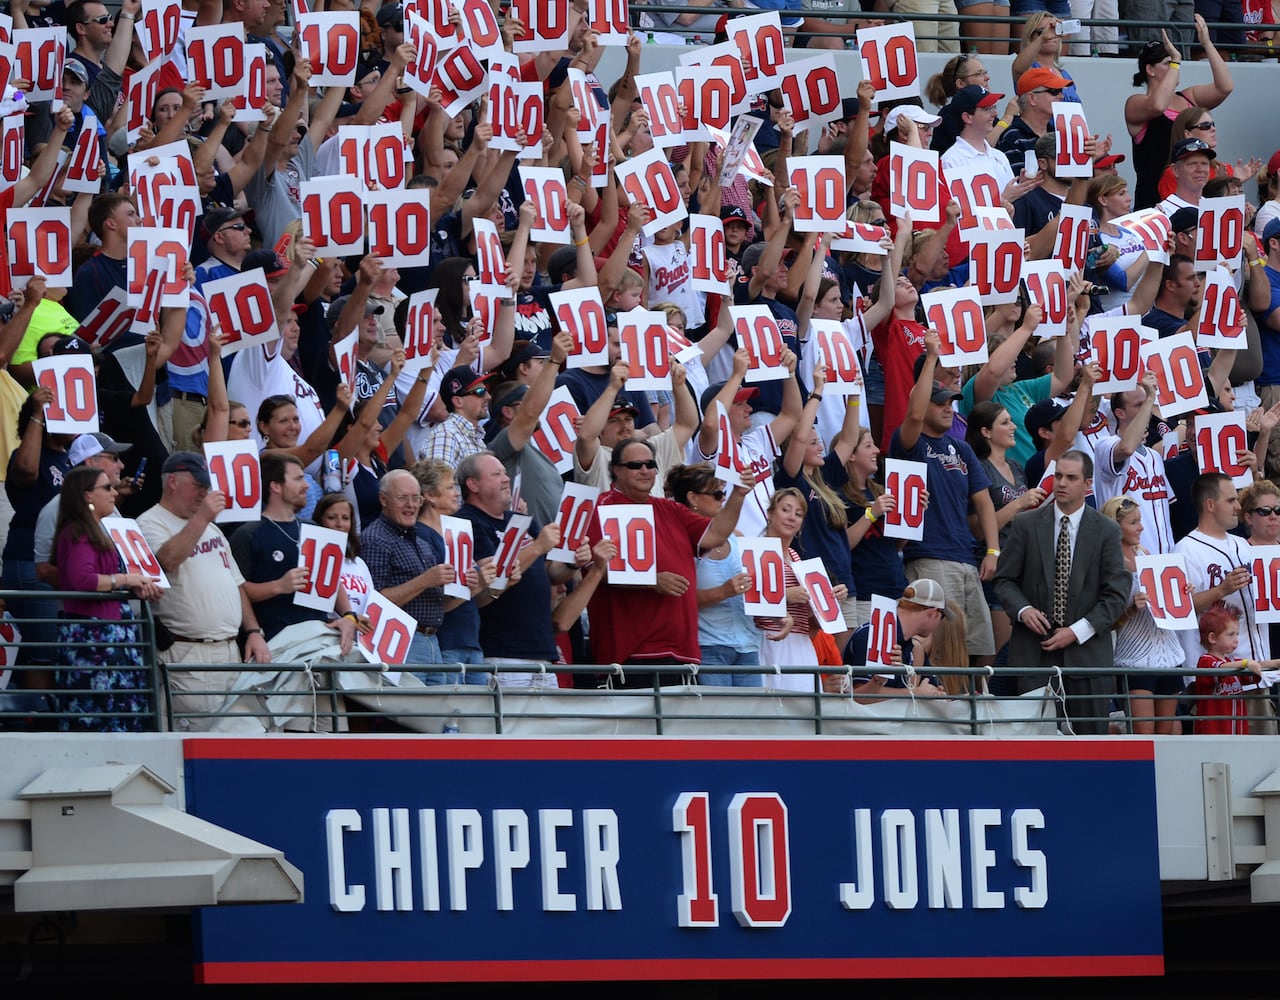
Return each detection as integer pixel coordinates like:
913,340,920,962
904,558,995,657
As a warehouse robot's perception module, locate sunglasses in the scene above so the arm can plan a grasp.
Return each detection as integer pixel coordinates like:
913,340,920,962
219,222,248,233
84,13,113,23
618,460,658,470
870,218,888,226
230,418,252,428
698,488,727,501
1034,87,1064,96
1189,121,1216,131
459,386,488,397
1251,506,1280,516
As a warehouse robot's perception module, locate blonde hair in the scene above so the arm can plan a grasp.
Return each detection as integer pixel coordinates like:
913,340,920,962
842,428,884,509
1240,479,1280,513
928,601,970,695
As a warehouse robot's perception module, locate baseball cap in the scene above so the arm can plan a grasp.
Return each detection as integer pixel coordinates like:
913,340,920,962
1095,153,1127,169
52,335,92,356
929,381,962,404
1262,218,1280,246
951,86,1003,117
740,241,769,278
440,365,491,407
720,205,752,227
547,244,579,285
327,295,386,333
1169,206,1198,234
1024,399,1068,440
242,248,289,279
375,2,403,28
68,431,131,466
1015,67,1071,96
495,383,529,411
699,381,761,413
161,450,212,487
609,399,640,419
883,105,942,132
501,339,550,376
63,58,89,84
1171,137,1216,163
903,579,955,619
199,206,250,242
840,97,861,122
1194,395,1228,416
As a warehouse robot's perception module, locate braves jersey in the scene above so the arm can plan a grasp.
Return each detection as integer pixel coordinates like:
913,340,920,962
1094,433,1174,554
697,423,777,539
1173,530,1269,671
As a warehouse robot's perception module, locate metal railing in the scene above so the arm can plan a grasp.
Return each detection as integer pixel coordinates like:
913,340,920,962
0,590,1273,736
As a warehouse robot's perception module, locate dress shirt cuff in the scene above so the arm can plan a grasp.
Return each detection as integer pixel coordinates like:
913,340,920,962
1069,618,1096,645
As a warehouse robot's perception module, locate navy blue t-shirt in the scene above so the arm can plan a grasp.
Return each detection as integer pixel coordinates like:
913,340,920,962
230,518,328,639
888,428,990,565
774,452,853,588
846,486,908,601
844,617,936,689
456,504,556,660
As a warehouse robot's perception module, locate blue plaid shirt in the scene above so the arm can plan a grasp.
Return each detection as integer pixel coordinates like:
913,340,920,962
360,514,444,630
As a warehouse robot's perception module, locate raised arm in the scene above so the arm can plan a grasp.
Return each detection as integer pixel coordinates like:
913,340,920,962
899,330,941,453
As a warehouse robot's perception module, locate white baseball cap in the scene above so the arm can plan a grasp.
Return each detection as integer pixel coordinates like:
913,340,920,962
903,579,955,619
883,105,943,133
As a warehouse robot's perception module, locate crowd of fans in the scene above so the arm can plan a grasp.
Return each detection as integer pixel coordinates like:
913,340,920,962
0,0,1276,736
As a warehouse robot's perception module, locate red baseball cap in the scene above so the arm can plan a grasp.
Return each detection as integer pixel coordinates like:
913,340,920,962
1095,154,1127,169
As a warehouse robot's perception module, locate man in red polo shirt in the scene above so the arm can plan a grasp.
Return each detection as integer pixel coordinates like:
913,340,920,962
585,437,753,688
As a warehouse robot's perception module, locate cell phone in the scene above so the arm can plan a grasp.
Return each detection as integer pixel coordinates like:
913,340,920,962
1024,150,1039,178
1057,18,1081,34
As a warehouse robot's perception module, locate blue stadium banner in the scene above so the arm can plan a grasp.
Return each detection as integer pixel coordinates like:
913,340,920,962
185,738,1163,984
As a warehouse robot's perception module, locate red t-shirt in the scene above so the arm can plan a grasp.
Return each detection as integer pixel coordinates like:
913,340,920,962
1193,653,1250,735
585,488,710,665
871,315,927,443
1243,0,1277,41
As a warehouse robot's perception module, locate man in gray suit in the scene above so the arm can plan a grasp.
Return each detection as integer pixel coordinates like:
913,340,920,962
993,449,1132,734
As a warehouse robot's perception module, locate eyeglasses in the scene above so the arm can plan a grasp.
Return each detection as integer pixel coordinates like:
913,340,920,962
697,488,727,502
618,460,658,470
230,418,252,428
1189,120,1216,131
1033,87,1064,96
219,222,248,233
391,493,423,504
1251,506,1280,516
94,483,118,492
870,218,888,226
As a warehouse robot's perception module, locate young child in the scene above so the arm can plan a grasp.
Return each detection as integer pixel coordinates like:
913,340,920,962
1193,602,1265,735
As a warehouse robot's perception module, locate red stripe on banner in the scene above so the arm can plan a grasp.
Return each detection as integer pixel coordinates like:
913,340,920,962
183,737,1155,764
194,954,1164,984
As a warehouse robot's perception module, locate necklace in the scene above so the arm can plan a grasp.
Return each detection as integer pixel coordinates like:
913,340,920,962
266,516,299,546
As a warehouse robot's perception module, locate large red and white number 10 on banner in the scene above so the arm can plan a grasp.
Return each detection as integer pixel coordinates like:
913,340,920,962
1135,553,1194,630
883,458,927,541
739,536,787,615
601,504,657,585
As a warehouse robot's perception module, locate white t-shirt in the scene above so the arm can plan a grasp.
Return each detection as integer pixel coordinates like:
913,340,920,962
227,342,328,475
339,555,376,615
1093,433,1175,554
940,137,1015,191
696,423,778,538
136,504,245,642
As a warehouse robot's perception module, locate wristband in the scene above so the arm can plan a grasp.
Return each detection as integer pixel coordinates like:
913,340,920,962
574,236,590,246
864,506,877,522
1169,61,1180,68
396,87,411,95
245,627,264,636
342,611,358,623
1244,659,1250,668
987,548,1001,557
1251,258,1265,267
809,393,823,403
996,119,1009,129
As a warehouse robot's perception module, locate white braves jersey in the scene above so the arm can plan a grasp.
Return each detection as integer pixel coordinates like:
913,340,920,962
696,423,777,539
1093,433,1175,554
642,240,706,328
1173,530,1268,670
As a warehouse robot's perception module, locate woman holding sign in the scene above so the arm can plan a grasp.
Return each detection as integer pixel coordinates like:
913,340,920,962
666,463,762,688
255,380,356,521
755,488,847,692
843,428,908,628
52,466,162,732
1102,495,1187,735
